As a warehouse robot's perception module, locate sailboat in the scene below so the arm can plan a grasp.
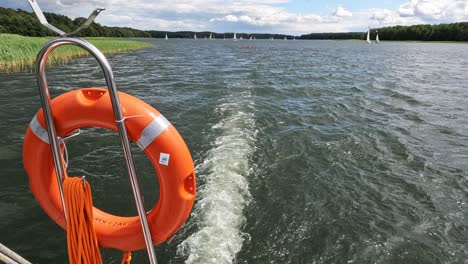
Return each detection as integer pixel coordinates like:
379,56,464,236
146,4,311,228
366,28,371,44
165,34,168,40
284,36,287,40
209,33,212,40
233,33,237,41
194,33,197,39
376,31,380,43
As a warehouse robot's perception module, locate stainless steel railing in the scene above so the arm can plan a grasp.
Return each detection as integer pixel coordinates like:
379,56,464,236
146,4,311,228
24,0,158,263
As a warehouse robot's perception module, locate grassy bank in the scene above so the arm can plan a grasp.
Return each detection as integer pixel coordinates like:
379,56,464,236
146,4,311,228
0,34,153,73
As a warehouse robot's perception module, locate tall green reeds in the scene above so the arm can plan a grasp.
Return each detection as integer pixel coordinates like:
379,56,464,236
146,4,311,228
0,34,153,73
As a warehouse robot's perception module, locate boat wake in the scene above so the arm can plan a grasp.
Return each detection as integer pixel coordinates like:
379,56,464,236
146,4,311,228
177,90,256,263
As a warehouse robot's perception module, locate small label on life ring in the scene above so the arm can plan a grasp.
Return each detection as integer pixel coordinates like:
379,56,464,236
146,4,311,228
159,153,170,166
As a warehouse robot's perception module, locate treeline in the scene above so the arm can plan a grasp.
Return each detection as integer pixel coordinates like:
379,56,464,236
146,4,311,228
0,7,150,37
2,7,468,41
1,7,296,39
296,23,468,41
373,23,468,41
0,7,294,39
299,32,364,40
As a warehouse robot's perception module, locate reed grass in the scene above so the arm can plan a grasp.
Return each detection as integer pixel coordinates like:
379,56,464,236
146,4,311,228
0,34,153,73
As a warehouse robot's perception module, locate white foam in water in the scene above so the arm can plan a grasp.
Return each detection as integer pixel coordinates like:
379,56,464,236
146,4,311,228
177,92,256,264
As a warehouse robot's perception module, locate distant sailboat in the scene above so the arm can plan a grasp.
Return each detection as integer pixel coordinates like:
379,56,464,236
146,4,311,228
284,36,287,40
194,33,197,39
165,34,168,40
376,31,380,43
209,33,212,40
233,33,237,41
366,28,371,44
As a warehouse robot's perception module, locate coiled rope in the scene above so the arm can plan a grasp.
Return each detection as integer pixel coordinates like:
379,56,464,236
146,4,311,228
63,176,133,263
63,177,103,264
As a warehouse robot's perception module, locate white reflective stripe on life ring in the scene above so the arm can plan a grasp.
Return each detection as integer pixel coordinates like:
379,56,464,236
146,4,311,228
136,114,171,150
30,114,49,144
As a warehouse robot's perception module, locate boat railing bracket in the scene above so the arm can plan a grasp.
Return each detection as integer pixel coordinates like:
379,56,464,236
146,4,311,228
27,0,104,37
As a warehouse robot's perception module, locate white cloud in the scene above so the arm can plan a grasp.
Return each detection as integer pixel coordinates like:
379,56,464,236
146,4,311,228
415,0,446,19
398,0,468,21
370,9,398,24
219,15,239,22
399,2,416,17
334,6,352,17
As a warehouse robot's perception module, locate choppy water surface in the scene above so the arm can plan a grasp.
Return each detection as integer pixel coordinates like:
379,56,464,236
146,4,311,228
0,39,467,263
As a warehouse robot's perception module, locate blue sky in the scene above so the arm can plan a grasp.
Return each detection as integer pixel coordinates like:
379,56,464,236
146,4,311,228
2,0,467,34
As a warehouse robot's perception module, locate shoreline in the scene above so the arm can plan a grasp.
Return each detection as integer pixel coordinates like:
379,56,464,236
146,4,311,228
0,34,153,74
333,39,468,44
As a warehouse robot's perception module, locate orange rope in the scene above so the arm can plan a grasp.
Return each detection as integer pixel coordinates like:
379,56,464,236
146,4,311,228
63,177,103,264
121,251,132,264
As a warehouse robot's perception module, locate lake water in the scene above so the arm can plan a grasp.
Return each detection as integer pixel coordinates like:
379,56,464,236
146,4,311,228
0,39,467,263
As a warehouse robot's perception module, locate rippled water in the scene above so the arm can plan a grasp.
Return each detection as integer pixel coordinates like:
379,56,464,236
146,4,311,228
0,39,467,263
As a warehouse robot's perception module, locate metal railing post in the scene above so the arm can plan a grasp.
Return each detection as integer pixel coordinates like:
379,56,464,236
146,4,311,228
27,2,158,262
35,37,158,264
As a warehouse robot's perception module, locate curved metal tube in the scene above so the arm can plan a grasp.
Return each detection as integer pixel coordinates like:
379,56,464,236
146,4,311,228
35,37,157,264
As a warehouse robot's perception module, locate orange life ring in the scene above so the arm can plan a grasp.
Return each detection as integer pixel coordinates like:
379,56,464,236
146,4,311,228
23,88,196,251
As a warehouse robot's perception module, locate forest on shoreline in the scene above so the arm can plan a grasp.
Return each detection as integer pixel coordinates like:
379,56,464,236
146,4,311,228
0,7,150,38
1,7,467,41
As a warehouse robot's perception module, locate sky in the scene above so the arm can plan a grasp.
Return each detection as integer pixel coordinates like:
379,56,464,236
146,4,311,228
2,0,468,34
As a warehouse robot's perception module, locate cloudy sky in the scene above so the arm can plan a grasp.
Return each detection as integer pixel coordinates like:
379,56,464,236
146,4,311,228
2,0,468,34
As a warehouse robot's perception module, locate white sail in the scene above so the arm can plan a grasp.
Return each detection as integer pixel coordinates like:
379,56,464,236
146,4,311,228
233,33,237,40
209,33,212,40
194,33,197,39
165,34,168,40
376,32,380,43
366,28,371,44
